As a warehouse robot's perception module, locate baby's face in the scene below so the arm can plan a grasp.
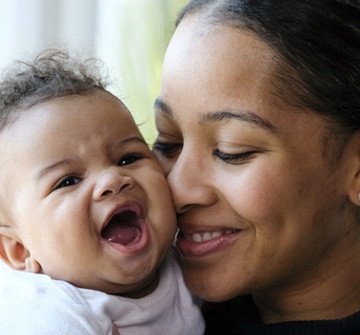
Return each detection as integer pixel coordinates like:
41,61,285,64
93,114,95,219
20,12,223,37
0,89,176,295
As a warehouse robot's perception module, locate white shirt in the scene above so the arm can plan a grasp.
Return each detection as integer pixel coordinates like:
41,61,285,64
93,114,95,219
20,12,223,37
0,251,204,334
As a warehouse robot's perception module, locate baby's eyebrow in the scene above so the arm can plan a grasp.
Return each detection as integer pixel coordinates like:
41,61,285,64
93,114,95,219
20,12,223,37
37,137,147,180
37,159,75,180
199,110,278,134
114,136,147,147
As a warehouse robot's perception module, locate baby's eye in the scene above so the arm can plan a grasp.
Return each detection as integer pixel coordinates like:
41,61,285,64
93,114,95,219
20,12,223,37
118,154,144,166
215,149,257,164
55,176,82,189
152,141,182,158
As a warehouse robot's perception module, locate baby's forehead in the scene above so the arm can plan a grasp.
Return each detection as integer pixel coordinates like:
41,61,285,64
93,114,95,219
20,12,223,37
2,92,138,153
0,89,138,151
0,92,83,135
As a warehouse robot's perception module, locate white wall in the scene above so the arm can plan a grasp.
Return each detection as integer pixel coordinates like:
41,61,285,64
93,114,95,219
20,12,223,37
0,0,97,69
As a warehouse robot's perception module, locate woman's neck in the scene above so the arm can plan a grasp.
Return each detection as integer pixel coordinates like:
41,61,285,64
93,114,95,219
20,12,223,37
253,242,360,324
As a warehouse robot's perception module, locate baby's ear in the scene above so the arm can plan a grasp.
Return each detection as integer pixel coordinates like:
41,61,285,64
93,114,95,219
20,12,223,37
0,228,40,273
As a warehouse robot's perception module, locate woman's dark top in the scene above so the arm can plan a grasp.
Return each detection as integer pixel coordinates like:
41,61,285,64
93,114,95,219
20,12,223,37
204,295,360,335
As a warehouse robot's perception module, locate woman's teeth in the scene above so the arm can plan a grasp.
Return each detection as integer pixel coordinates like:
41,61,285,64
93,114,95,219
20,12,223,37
183,229,237,242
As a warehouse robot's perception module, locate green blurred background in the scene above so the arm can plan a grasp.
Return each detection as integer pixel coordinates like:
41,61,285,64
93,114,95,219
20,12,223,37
103,0,189,145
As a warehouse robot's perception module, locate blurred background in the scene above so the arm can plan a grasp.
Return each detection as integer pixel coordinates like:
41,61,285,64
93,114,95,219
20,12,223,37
0,0,188,143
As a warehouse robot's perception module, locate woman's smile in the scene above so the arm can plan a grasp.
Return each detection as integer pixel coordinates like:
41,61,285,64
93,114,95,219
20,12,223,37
176,228,242,258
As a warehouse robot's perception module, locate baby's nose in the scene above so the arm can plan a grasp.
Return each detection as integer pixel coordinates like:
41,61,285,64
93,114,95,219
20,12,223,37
93,168,134,200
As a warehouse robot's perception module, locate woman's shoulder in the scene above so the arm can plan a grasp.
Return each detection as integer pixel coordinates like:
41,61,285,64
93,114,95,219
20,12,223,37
203,295,360,335
203,295,258,334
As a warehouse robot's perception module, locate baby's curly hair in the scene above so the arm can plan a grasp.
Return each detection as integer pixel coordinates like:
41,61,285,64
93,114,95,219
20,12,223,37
0,49,107,132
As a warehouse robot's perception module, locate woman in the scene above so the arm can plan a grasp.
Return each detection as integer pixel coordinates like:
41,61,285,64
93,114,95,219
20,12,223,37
153,0,360,333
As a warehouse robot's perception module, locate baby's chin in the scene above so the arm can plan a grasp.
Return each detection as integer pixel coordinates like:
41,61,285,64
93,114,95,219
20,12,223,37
113,270,160,299
81,245,167,297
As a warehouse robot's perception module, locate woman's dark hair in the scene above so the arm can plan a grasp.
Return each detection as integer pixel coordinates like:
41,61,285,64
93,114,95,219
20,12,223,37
0,49,107,132
177,0,360,134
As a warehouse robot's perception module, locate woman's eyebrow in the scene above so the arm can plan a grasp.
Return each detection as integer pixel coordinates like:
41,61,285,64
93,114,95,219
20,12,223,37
199,110,278,134
154,98,173,116
155,98,277,134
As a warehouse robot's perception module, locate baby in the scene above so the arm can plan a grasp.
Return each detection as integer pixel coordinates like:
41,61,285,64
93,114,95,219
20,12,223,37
0,50,204,335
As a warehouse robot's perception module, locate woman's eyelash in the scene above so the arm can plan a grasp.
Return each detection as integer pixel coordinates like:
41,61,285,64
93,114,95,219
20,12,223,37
152,141,182,156
215,150,256,162
153,141,256,162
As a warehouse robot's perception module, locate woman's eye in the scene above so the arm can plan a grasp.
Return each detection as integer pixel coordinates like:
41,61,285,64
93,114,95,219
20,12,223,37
118,154,143,166
152,141,182,158
55,176,81,189
215,149,256,163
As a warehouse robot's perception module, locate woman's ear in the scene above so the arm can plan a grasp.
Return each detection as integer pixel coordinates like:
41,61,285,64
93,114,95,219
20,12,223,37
0,229,40,273
346,133,360,207
348,180,360,207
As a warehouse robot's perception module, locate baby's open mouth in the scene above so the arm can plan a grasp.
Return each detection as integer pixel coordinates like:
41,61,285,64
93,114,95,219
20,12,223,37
101,210,142,246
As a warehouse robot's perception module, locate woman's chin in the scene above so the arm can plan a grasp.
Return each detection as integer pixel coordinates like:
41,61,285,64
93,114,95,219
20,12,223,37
182,265,243,302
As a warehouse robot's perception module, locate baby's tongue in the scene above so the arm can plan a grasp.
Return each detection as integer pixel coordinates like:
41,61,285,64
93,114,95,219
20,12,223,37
102,223,139,245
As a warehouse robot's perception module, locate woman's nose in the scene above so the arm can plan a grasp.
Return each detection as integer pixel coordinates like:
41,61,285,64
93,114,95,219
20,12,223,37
166,150,217,213
93,167,134,200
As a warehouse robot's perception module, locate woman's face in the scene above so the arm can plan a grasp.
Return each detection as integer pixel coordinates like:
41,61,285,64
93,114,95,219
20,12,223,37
154,17,359,301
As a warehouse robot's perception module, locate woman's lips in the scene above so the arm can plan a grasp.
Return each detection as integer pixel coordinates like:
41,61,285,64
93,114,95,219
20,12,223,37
176,228,241,257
